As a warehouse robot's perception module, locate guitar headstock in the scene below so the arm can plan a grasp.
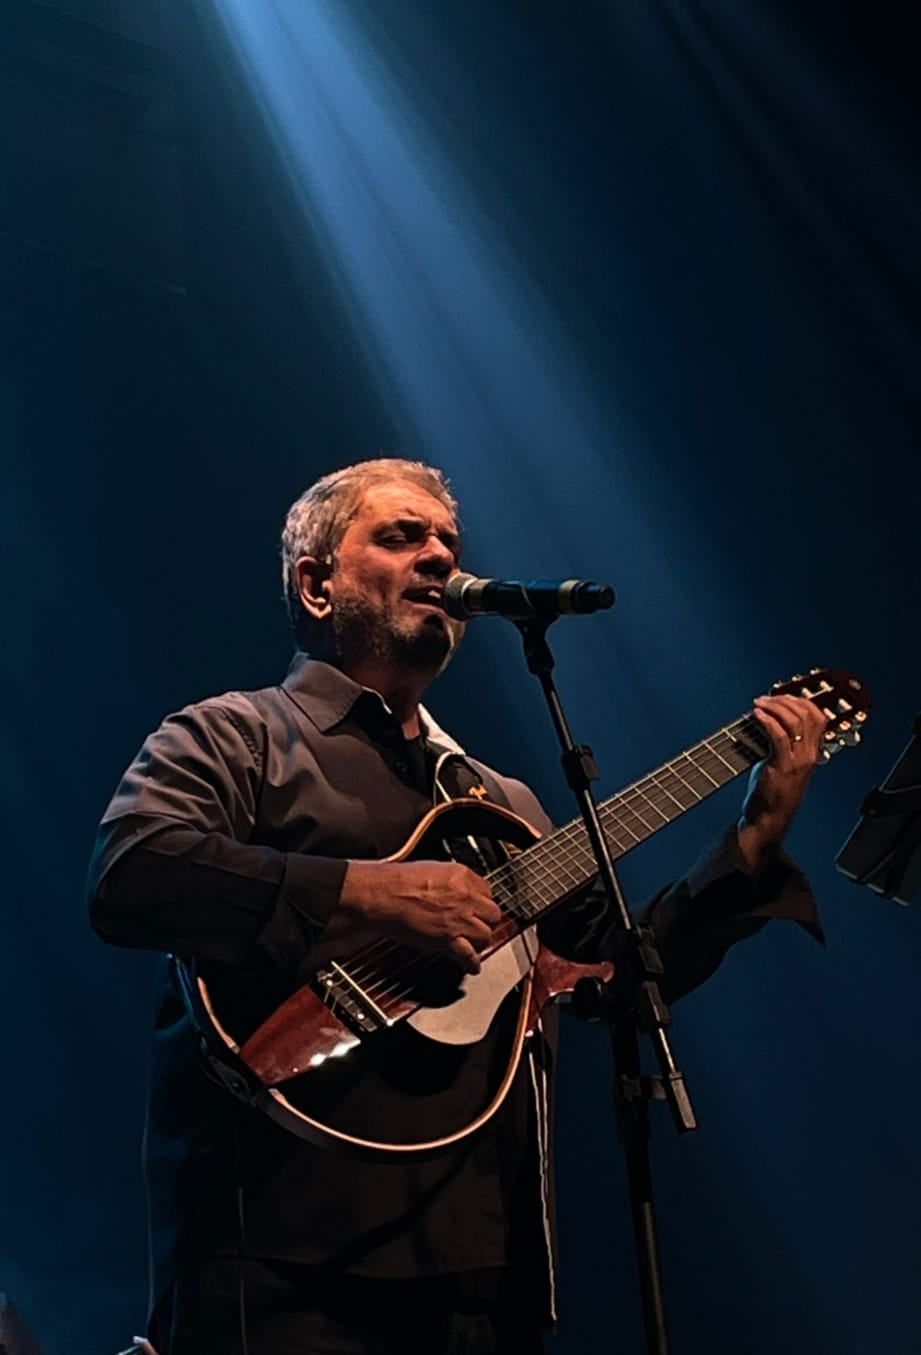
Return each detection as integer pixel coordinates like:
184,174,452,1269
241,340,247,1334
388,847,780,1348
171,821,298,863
770,667,872,761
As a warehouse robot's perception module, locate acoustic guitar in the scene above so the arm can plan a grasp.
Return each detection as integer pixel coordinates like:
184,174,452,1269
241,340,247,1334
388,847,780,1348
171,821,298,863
174,667,870,1158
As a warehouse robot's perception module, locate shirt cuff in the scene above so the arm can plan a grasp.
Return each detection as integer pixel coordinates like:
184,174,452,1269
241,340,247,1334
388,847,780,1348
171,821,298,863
684,827,825,944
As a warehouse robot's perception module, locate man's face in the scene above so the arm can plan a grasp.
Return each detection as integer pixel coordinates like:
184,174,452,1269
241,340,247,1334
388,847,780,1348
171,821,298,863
325,480,465,675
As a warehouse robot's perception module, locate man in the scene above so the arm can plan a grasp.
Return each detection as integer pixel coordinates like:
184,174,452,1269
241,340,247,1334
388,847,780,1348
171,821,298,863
88,459,825,1354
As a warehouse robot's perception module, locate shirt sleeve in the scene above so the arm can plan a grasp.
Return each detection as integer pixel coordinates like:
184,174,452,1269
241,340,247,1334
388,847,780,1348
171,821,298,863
636,828,822,1001
538,827,822,1001
87,694,347,973
464,763,824,998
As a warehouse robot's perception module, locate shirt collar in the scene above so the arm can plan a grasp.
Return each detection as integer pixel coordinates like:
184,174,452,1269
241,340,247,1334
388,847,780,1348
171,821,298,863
282,653,378,732
282,651,467,756
417,706,467,758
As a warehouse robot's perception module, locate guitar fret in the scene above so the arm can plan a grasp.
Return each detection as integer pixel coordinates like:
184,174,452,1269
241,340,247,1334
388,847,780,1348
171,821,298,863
549,849,589,897
647,780,682,807
602,825,633,855
487,708,777,927
555,856,585,890
291,673,864,1041
660,787,696,815
622,787,671,830
725,720,768,762
635,786,674,820
677,752,720,789
495,872,543,918
526,860,571,906
661,761,704,803
700,737,737,772
612,803,653,839
644,772,689,813
606,799,646,837
500,860,556,919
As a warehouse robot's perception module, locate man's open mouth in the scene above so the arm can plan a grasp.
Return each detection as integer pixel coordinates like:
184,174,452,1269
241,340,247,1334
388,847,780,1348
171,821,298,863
403,586,445,609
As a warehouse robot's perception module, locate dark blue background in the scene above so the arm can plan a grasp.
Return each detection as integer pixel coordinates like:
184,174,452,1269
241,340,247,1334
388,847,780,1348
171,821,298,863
1,2,919,1350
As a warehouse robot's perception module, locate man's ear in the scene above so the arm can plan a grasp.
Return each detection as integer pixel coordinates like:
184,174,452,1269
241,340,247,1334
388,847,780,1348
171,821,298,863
293,555,333,621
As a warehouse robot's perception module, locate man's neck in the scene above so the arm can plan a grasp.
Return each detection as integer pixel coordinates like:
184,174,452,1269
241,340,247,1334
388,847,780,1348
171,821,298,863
338,657,431,739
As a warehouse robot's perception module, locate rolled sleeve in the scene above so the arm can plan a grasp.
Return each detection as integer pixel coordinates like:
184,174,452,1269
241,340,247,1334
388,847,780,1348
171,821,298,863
255,853,348,972
639,828,823,1001
87,694,347,974
538,825,822,1002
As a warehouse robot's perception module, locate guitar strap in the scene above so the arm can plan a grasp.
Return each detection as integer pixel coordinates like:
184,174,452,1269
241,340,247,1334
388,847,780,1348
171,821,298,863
433,751,495,803
430,751,510,875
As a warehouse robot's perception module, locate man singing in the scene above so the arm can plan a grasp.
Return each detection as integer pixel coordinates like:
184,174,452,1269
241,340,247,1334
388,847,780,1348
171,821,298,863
88,459,825,1354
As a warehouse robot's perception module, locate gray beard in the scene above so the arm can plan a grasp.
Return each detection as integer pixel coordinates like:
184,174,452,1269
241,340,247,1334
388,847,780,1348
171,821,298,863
331,595,460,676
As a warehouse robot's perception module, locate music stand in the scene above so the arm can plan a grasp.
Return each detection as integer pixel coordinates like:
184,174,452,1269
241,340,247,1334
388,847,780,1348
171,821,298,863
836,714,921,905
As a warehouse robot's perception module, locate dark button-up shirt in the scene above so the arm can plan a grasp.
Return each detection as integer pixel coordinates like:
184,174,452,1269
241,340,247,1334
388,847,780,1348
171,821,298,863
87,654,820,1322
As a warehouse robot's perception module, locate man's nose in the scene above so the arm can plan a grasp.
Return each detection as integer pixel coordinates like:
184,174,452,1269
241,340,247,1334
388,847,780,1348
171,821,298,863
417,533,456,575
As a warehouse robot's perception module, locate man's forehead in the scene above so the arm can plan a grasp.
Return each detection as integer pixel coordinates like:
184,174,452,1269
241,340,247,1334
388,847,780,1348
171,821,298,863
353,480,458,529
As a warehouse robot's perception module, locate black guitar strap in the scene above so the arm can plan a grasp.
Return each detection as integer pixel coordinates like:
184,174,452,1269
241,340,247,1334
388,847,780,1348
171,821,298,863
431,753,511,876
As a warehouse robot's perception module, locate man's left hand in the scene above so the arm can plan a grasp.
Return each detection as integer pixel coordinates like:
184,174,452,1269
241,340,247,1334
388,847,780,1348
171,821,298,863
736,693,828,872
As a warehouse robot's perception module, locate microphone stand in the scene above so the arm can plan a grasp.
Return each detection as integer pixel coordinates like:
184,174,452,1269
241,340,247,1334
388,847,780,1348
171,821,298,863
513,616,696,1355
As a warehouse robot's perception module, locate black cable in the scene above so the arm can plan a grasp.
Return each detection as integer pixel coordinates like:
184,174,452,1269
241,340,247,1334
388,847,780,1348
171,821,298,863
234,1108,251,1355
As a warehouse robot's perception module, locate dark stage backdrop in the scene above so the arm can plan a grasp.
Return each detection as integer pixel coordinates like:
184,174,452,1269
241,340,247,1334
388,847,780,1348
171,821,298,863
2,1,919,1351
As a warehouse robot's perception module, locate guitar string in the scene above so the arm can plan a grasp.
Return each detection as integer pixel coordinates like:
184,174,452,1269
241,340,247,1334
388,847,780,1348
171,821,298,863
337,805,682,1010
321,716,771,1015
329,699,852,1019
335,717,768,1009
328,718,770,1010
327,807,599,1003
310,697,845,1030
329,798,740,1014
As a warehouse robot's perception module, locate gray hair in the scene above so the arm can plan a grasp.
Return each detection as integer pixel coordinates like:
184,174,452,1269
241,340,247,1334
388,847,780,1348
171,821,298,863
281,458,459,648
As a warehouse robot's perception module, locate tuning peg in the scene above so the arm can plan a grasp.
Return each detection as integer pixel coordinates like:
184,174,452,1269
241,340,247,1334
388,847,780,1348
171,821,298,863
855,710,868,723
809,667,820,674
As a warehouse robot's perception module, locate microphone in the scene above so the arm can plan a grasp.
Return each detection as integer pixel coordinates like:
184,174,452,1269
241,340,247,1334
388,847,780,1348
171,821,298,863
443,572,615,621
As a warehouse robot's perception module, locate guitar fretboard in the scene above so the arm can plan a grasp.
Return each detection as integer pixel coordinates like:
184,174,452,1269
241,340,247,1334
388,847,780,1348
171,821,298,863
487,715,768,922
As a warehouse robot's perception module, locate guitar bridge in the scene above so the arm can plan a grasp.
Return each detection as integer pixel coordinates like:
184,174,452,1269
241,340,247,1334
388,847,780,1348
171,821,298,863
314,961,391,1035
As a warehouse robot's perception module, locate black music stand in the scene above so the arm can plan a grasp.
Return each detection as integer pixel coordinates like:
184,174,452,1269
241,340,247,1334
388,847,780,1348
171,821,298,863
836,714,921,905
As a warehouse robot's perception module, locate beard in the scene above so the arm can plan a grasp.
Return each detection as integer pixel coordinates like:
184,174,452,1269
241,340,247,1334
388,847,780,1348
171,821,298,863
330,588,463,677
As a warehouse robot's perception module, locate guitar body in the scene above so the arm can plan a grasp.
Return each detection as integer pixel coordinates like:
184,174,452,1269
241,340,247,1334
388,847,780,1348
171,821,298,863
177,798,613,1159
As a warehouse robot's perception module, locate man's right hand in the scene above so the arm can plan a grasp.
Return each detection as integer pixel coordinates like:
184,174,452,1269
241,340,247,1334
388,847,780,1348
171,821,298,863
339,860,502,974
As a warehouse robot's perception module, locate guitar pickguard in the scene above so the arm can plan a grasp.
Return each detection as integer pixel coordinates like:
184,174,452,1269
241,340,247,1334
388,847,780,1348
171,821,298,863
407,927,539,1044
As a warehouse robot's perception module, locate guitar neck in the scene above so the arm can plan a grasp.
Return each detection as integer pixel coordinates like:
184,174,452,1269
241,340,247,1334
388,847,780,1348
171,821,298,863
488,714,769,923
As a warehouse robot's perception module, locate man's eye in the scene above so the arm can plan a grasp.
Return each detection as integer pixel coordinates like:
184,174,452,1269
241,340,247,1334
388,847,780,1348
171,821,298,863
379,534,409,547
